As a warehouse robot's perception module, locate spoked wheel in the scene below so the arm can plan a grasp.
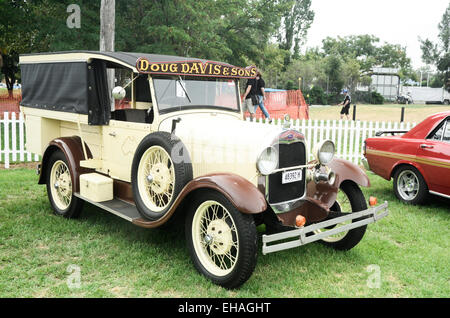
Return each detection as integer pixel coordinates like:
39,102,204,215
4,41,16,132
393,166,427,205
186,190,257,289
313,182,368,250
132,132,192,221
46,150,84,218
137,145,176,213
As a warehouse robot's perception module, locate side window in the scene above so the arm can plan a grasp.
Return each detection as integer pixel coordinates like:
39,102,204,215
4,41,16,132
428,120,445,141
443,119,450,143
109,68,133,110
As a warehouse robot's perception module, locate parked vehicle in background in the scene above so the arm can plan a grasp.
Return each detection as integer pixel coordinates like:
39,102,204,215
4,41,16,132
400,86,449,105
396,92,413,104
20,51,388,289
363,111,450,204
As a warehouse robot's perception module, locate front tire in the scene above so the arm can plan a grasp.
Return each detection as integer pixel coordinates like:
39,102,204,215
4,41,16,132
185,190,258,289
314,182,368,251
46,150,84,218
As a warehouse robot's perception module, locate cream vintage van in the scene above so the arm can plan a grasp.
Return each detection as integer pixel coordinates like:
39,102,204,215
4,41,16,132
19,51,388,288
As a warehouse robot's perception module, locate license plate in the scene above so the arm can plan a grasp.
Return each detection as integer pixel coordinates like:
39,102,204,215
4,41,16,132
282,169,303,184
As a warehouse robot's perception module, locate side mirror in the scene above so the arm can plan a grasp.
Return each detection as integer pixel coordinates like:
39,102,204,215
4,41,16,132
112,86,126,100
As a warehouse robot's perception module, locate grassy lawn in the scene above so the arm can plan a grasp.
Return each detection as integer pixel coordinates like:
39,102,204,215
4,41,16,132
309,104,450,123
0,167,448,298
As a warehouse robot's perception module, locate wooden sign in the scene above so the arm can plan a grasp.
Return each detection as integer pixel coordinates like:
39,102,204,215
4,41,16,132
136,57,257,79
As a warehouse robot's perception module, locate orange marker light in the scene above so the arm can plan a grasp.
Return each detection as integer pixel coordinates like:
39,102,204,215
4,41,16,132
369,196,377,206
295,215,306,228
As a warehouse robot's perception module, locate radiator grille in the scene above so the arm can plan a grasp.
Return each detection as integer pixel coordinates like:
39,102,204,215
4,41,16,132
268,142,306,204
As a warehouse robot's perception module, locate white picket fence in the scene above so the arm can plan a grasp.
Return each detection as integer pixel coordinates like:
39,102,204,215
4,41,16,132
1,112,416,169
246,117,417,165
1,112,39,169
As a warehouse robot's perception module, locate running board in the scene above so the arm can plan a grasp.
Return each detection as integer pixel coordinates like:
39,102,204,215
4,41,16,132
74,193,141,222
262,202,389,255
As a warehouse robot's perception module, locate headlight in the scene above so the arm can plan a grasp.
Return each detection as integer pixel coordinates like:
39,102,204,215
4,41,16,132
314,140,335,165
257,146,279,175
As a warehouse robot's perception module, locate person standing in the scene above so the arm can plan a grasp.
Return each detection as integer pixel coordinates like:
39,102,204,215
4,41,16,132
242,76,258,121
338,89,351,120
255,71,272,123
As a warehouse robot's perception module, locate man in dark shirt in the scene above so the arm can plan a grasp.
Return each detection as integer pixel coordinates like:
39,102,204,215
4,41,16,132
255,72,272,123
339,89,351,120
242,77,258,121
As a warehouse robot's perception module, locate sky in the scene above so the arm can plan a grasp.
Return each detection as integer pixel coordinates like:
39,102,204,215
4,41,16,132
304,0,450,69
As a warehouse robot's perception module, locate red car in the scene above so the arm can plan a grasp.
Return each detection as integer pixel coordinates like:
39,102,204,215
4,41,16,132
363,111,450,204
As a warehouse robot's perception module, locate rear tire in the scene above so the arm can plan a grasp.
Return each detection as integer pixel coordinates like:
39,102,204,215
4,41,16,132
393,165,428,205
46,150,84,218
185,190,258,289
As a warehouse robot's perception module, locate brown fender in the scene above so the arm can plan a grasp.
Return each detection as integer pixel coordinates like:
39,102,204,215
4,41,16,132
278,158,370,227
132,173,267,228
38,136,93,193
309,158,370,209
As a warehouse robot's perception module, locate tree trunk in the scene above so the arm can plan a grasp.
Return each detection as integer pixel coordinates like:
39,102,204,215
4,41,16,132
100,0,116,110
100,0,115,52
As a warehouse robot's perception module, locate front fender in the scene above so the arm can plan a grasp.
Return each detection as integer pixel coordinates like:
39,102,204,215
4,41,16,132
182,173,268,214
132,173,267,228
308,158,370,209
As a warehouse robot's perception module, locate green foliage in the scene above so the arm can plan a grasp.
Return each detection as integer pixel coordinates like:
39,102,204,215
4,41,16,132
277,0,315,67
303,86,328,105
324,55,344,94
285,80,296,90
1,0,314,87
370,91,384,105
420,3,450,88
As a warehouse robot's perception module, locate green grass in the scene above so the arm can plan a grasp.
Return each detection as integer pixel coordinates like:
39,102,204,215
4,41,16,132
309,104,449,123
0,168,449,298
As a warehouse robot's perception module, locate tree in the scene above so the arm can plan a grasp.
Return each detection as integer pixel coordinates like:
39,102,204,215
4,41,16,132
0,0,40,94
259,44,290,88
320,34,414,86
323,54,344,94
0,0,101,95
420,3,450,89
280,57,326,91
115,0,286,67
277,0,314,67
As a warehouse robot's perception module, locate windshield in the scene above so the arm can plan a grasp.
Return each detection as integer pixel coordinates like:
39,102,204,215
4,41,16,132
153,76,240,113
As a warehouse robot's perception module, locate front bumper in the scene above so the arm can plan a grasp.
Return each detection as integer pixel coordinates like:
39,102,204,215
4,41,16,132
361,157,370,171
262,202,388,254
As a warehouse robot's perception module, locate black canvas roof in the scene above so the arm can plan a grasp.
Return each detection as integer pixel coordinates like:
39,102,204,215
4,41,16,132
20,51,229,68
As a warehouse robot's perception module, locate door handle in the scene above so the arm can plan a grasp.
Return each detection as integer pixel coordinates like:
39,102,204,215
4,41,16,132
420,144,433,149
109,132,117,137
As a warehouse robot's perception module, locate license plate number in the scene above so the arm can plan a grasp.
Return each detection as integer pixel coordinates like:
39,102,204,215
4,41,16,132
282,169,303,184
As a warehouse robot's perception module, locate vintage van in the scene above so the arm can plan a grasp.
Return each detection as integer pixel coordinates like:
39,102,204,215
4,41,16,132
19,51,388,288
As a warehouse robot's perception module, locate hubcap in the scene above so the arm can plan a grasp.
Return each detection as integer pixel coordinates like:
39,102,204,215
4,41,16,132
397,170,419,201
206,219,233,255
